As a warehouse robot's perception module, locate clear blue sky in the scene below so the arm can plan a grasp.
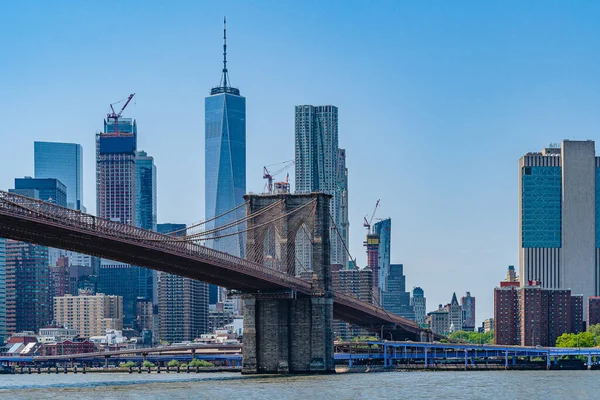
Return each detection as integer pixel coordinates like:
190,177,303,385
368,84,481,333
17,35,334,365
2,1,600,325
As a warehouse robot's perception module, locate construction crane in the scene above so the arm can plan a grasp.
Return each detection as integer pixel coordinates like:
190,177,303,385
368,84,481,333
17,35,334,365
263,160,294,194
363,199,380,234
106,93,135,135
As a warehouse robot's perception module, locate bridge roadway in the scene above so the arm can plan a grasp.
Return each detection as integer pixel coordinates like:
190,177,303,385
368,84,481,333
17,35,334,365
0,190,436,341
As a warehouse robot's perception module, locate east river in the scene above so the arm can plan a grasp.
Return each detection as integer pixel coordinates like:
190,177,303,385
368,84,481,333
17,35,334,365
1,371,599,399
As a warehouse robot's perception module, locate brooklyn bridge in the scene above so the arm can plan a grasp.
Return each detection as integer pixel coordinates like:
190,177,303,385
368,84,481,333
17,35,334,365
0,190,439,374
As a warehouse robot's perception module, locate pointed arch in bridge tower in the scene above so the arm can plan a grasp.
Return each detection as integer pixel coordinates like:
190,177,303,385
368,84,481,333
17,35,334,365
241,193,334,374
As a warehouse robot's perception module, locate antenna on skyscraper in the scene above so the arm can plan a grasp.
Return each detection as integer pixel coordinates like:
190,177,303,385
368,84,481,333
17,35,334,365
221,16,229,88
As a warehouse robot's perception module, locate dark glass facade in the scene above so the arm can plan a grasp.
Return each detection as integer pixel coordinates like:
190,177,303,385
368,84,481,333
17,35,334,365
205,93,246,258
12,177,67,207
382,264,415,320
373,218,391,292
135,151,157,303
34,142,84,211
521,166,562,248
5,240,50,334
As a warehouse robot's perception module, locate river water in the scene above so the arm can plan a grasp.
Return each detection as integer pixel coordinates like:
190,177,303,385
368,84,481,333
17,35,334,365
0,370,598,399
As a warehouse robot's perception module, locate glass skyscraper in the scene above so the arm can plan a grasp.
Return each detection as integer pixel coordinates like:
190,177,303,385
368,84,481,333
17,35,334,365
136,151,157,303
381,264,415,320
34,142,84,211
373,218,391,291
11,177,67,207
204,21,246,259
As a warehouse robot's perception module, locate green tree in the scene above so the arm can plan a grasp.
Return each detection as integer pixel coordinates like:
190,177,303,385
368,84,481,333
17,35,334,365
142,361,155,368
168,360,180,367
556,332,595,348
119,361,136,368
588,323,600,341
189,359,213,368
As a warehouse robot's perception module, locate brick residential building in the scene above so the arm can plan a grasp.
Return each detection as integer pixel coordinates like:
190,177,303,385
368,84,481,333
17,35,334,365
589,297,600,326
494,275,583,346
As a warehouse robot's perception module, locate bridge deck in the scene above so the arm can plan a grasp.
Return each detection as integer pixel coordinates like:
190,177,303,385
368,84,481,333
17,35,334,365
0,191,434,340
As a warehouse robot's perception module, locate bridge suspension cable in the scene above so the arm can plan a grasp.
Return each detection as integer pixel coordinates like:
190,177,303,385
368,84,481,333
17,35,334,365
162,200,249,235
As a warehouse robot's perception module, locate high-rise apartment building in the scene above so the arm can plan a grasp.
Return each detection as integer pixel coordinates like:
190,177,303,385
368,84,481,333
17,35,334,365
5,240,50,335
135,150,157,304
519,140,599,320
0,238,5,342
157,223,209,343
34,142,84,211
589,297,600,326
54,292,123,338
494,280,583,346
204,21,246,259
295,104,347,269
337,149,349,268
461,292,476,331
96,116,137,223
411,287,426,325
12,177,67,206
382,264,415,320
328,264,373,340
373,218,391,292
96,106,139,326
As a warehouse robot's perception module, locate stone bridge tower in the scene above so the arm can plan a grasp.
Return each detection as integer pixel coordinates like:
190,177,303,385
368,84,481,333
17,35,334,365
241,192,334,374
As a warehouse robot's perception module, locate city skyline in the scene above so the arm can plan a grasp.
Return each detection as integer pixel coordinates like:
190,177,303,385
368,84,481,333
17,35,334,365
4,3,600,323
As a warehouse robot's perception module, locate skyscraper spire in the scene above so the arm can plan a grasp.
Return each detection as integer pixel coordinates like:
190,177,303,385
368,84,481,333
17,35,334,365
211,17,240,95
221,16,229,88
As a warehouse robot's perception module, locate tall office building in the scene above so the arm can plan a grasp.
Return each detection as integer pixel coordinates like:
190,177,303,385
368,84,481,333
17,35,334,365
373,218,391,292
96,106,138,326
381,264,415,320
204,19,246,258
445,293,463,333
295,105,345,270
337,149,349,268
135,150,157,303
460,291,476,331
519,140,599,320
5,240,50,334
11,177,67,206
411,287,426,325
157,223,209,343
0,238,5,343
34,142,84,211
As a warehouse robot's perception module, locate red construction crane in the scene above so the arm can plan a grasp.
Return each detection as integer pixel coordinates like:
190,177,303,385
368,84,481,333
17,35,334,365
106,93,135,135
363,199,380,234
263,160,294,194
